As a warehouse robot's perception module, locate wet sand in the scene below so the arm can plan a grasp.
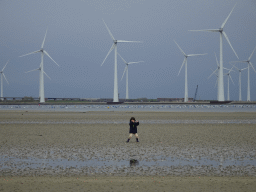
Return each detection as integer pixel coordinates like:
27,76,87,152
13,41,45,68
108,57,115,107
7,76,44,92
1,176,256,192
0,111,256,191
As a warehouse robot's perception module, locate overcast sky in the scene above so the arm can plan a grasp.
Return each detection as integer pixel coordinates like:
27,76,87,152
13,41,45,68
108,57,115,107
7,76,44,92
0,0,256,100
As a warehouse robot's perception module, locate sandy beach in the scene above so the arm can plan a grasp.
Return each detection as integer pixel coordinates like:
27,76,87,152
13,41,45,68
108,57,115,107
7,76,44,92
0,110,256,191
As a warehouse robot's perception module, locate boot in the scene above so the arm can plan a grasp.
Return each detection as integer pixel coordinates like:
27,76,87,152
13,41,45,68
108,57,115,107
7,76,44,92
126,139,130,143
136,138,139,142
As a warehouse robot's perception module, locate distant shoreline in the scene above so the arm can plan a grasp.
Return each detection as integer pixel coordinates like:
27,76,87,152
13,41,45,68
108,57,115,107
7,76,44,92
1,101,256,105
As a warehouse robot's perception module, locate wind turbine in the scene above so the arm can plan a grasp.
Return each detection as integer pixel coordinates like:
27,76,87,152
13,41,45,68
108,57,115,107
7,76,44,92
189,4,239,101
101,20,140,102
20,28,59,103
208,53,231,100
230,64,248,101
118,53,144,100
24,65,51,100
208,54,220,100
225,67,235,101
0,61,9,101
231,46,256,101
174,40,207,102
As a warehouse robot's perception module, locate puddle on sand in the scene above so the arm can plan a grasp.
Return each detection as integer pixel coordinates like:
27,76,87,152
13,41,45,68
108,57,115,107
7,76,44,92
1,155,256,176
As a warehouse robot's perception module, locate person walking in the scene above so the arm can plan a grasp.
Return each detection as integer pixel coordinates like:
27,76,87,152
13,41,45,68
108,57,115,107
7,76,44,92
126,117,139,142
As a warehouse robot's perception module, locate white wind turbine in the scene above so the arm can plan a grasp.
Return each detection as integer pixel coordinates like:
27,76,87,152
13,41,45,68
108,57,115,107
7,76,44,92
230,64,248,101
0,61,9,101
208,54,220,100
174,40,207,102
209,68,219,100
210,69,219,88
118,53,144,100
231,46,256,101
190,4,239,101
24,64,52,100
225,67,235,101
208,53,231,100
20,28,59,103
101,20,140,102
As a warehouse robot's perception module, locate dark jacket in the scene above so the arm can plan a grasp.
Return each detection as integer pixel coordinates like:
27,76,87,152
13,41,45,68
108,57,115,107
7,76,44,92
129,121,139,133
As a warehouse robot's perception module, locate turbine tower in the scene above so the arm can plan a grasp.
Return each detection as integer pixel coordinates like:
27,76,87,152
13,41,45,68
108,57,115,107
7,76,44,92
231,46,256,101
20,28,59,103
118,53,144,100
231,64,248,101
190,4,239,101
101,20,140,102
0,61,9,101
174,40,207,102
225,67,234,101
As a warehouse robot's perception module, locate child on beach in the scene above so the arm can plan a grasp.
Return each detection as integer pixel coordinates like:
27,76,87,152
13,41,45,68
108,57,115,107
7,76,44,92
126,117,139,143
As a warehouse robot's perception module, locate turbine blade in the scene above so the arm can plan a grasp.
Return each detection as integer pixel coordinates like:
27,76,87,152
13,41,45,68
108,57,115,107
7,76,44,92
101,44,115,66
249,61,256,73
214,79,218,88
221,3,237,29
41,27,48,49
121,65,128,81
229,75,235,85
248,46,256,61
208,68,218,79
44,71,51,80
187,53,207,57
116,40,141,43
19,50,41,57
223,67,231,71
230,60,247,63
227,68,235,73
103,19,115,40
178,58,186,76
2,60,9,71
25,68,40,73
241,67,248,71
117,52,127,64
229,63,239,71
3,73,9,84
189,29,219,32
214,52,219,67
174,40,186,56
223,31,239,59
128,61,144,64
44,50,59,66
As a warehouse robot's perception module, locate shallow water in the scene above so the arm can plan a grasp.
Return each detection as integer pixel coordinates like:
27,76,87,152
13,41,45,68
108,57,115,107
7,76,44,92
1,154,255,169
1,146,255,176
